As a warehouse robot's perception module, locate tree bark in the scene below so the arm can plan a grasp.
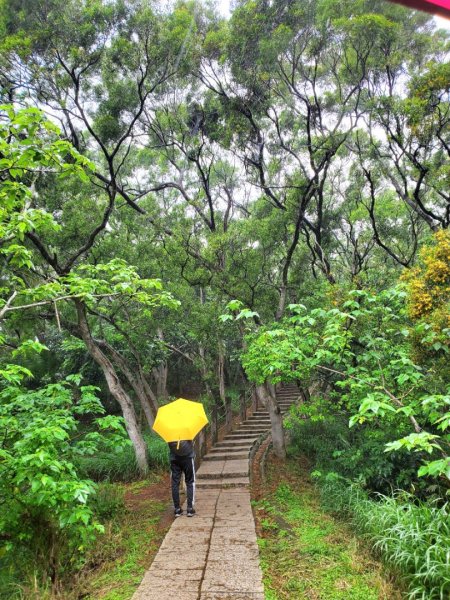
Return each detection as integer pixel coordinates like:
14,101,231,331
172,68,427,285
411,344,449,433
256,382,286,459
95,338,158,429
153,328,169,400
276,285,287,321
153,362,168,400
76,301,149,475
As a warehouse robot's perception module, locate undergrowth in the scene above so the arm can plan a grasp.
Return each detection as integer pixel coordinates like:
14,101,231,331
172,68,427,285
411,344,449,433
287,415,450,599
253,456,401,600
319,476,450,600
75,432,169,482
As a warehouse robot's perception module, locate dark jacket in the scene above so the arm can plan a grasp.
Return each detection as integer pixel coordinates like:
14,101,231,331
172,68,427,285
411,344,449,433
168,440,195,460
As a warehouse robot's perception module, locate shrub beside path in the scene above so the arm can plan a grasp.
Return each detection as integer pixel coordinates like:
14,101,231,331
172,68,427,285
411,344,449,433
131,386,298,600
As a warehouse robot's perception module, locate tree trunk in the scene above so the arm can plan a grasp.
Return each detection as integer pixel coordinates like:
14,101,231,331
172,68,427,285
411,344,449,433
198,288,213,397
76,301,149,475
95,338,158,429
240,391,247,423
256,382,286,459
139,365,159,414
299,387,310,403
154,328,169,400
276,285,287,321
153,362,168,400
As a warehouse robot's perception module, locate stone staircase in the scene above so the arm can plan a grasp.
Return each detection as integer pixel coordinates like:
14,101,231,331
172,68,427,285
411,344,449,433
195,384,299,489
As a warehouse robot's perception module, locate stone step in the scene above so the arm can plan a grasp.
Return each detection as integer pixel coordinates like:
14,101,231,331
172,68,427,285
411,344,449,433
226,430,261,436
197,471,248,480
234,430,267,436
209,445,252,452
197,458,249,476
223,433,260,440
215,440,256,448
203,452,248,461
196,477,250,489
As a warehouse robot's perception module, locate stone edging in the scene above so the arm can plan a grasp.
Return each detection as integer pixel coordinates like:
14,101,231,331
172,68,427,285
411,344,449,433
259,438,273,483
249,431,271,486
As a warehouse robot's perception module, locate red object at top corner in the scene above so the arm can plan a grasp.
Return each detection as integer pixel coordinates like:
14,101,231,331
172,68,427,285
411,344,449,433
389,0,450,18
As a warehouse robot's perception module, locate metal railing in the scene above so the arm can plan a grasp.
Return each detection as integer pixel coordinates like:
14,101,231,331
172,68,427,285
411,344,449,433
193,384,256,467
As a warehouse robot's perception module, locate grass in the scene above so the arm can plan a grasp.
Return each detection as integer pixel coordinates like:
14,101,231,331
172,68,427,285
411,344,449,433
1,473,173,600
79,474,171,599
319,478,450,600
253,456,401,600
75,433,169,482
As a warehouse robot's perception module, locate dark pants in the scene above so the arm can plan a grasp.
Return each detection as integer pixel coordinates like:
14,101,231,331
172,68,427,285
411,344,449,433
170,456,195,509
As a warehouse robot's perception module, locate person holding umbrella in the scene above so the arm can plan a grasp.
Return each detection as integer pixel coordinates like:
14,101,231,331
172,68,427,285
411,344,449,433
152,398,208,517
168,438,196,517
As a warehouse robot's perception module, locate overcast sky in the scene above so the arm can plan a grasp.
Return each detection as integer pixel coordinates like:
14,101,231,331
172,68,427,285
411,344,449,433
216,0,450,29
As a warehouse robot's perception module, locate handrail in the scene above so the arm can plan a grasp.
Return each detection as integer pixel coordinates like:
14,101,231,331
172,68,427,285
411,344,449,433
193,384,256,465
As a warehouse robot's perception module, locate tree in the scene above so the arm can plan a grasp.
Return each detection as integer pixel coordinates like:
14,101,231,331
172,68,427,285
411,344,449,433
0,105,178,474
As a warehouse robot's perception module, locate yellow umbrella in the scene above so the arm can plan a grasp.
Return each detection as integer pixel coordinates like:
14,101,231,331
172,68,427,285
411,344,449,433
152,398,208,444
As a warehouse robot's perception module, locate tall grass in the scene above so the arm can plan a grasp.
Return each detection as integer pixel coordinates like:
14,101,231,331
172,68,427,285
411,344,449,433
319,477,450,600
75,432,169,482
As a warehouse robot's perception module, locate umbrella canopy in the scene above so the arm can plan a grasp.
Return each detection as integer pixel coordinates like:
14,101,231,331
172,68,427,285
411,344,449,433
152,398,208,443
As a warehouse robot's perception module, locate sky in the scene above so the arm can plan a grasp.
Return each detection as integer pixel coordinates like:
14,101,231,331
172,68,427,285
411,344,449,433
216,0,450,29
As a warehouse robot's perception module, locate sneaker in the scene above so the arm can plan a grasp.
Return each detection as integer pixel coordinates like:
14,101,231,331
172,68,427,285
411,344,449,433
174,508,183,517
187,507,196,517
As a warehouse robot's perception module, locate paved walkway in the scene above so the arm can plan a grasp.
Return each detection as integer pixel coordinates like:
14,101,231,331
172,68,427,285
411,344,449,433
132,386,299,600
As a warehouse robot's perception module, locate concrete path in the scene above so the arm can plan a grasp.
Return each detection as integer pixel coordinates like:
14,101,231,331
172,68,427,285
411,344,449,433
131,386,299,600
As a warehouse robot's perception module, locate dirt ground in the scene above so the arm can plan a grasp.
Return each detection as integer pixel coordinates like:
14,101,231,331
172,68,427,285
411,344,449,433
124,471,174,531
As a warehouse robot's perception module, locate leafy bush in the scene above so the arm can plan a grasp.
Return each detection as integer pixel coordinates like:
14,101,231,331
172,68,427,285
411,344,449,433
75,431,169,482
0,365,130,592
242,282,450,482
317,476,450,600
287,405,421,493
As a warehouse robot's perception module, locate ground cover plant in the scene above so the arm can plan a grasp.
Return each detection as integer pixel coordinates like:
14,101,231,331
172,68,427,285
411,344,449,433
287,418,450,599
318,478,450,600
79,476,172,600
253,454,402,600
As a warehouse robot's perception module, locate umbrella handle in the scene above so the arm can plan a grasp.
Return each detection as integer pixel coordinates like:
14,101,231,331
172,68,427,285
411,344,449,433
177,439,180,450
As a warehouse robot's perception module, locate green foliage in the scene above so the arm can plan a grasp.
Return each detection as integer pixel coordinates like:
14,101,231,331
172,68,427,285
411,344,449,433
90,483,125,521
76,432,169,482
0,104,93,270
0,0,448,594
0,354,130,586
287,408,419,493
318,477,450,600
243,285,450,481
